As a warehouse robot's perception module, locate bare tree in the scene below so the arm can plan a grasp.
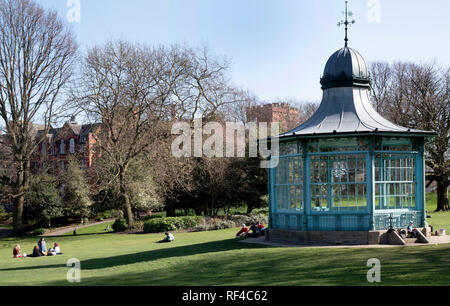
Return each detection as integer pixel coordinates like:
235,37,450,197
75,41,239,227
0,0,77,234
369,62,392,113
370,61,450,211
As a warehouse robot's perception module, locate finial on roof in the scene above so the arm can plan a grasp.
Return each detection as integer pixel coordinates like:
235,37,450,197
337,1,356,47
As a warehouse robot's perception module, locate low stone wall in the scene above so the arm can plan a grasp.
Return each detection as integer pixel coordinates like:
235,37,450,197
266,229,386,245
266,227,429,245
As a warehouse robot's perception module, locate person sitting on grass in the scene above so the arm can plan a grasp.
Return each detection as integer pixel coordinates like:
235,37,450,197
236,224,249,239
38,237,47,256
47,248,57,256
54,243,62,255
407,221,417,238
159,232,174,243
13,245,23,258
28,246,42,257
257,222,266,236
245,223,261,239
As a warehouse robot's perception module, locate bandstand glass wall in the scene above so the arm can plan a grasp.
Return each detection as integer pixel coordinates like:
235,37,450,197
269,135,426,232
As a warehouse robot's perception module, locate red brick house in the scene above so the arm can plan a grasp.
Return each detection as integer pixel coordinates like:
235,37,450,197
246,103,300,133
30,117,101,176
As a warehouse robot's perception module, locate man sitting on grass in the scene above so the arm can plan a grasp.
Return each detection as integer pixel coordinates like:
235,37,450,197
407,221,418,238
159,232,174,243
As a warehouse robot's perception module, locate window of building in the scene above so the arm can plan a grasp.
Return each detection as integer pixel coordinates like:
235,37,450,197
310,154,367,211
274,153,304,212
42,142,47,156
69,138,75,154
60,140,65,155
375,154,416,210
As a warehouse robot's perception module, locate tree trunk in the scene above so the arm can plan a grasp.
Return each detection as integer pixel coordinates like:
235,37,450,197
123,191,134,228
436,182,449,212
12,160,29,236
247,204,254,215
119,170,134,228
13,192,25,236
166,199,176,217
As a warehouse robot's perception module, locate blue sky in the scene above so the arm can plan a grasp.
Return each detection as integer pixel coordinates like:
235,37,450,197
37,0,450,103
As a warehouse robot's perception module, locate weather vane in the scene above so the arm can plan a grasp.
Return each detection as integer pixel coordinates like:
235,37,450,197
337,1,356,47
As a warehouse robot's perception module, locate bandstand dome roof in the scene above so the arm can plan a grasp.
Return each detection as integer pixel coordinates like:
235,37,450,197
278,46,434,138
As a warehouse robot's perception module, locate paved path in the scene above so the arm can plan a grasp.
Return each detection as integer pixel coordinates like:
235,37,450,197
240,236,450,249
44,219,114,237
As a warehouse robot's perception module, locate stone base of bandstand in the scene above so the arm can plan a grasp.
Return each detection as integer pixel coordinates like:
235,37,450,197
264,228,430,246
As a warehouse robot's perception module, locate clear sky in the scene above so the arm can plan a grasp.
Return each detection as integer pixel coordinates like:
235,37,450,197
36,0,450,103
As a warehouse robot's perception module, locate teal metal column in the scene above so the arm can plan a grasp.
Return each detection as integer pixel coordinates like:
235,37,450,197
302,142,310,231
367,137,376,230
268,157,275,229
415,141,426,228
367,151,375,230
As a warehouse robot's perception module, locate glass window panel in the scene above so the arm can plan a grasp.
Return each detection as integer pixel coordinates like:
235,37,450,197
374,154,417,210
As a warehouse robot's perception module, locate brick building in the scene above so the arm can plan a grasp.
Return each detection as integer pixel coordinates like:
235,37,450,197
246,103,300,133
30,117,101,175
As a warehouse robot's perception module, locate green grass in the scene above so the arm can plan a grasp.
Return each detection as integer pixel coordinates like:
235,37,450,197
426,192,449,231
0,192,449,286
62,221,115,236
1,227,450,286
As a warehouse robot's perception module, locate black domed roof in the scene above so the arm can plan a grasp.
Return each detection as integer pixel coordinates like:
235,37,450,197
320,47,371,90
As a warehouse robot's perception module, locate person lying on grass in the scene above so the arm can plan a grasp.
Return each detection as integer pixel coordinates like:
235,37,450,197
245,223,261,239
158,232,174,243
236,224,249,239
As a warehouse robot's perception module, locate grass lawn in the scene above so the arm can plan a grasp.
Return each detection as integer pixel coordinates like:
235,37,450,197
1,193,449,286
62,221,115,236
426,193,449,231
1,226,450,286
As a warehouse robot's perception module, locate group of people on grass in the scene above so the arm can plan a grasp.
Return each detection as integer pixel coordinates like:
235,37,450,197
13,237,63,258
236,222,266,239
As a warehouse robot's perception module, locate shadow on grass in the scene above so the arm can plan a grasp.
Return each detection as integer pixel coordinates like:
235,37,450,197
40,244,450,286
0,238,270,273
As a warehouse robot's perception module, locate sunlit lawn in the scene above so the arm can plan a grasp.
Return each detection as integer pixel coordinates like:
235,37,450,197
0,193,449,286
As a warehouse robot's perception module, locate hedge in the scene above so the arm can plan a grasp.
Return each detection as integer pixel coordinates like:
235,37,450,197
143,216,200,233
112,219,128,232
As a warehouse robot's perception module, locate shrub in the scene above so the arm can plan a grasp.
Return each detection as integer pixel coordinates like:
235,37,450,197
139,214,163,222
112,219,128,232
227,214,268,226
127,220,144,232
194,218,236,232
143,216,200,233
0,211,10,223
33,228,46,236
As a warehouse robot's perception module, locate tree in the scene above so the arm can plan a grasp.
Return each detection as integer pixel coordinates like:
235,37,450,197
75,41,240,227
369,62,450,211
24,174,62,228
60,159,92,219
0,0,77,234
